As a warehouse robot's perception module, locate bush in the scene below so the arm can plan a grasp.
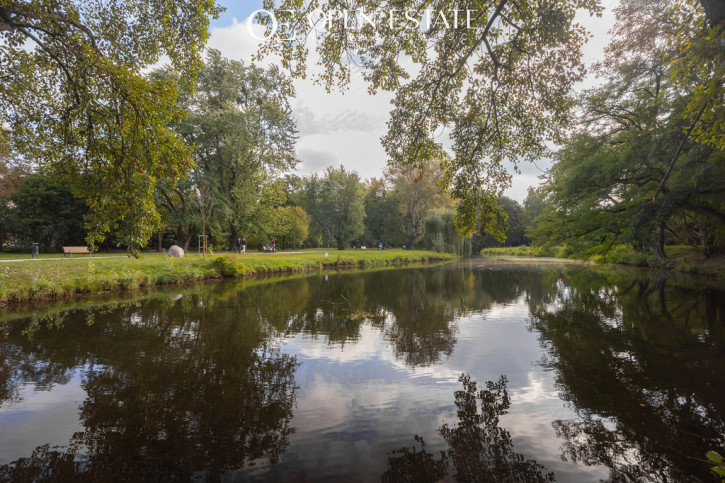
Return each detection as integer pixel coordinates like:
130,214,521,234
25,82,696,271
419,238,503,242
601,245,654,267
532,246,556,257
212,256,247,277
555,245,575,259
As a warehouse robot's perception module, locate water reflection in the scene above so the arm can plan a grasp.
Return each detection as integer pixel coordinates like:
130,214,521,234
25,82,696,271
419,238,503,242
0,289,298,480
0,341,71,407
383,374,554,482
528,272,725,481
0,263,723,481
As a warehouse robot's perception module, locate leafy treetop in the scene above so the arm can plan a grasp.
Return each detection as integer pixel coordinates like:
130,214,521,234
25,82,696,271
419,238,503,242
255,0,601,237
0,0,223,252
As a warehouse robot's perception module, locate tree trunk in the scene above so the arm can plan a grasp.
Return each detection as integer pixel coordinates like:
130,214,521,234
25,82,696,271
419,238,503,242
157,231,163,253
408,199,416,249
653,222,667,263
703,227,714,258
228,224,238,252
183,229,193,252
701,0,725,27
407,212,415,249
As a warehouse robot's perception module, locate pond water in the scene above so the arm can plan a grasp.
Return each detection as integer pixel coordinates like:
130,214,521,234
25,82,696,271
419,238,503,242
0,260,723,481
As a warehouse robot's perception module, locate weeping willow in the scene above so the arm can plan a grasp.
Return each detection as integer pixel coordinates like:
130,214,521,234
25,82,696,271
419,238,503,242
418,208,472,257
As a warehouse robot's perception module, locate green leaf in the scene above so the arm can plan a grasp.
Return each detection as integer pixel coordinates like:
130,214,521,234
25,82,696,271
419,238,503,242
707,451,724,464
711,466,725,476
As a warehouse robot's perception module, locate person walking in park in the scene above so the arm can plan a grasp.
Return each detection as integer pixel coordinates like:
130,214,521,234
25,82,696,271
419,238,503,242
235,237,242,254
271,239,276,251
241,237,247,254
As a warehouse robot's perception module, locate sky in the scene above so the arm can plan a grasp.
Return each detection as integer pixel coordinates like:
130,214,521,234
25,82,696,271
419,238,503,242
205,2,618,202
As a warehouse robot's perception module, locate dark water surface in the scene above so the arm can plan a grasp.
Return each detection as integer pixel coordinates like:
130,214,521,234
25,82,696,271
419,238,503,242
0,260,723,481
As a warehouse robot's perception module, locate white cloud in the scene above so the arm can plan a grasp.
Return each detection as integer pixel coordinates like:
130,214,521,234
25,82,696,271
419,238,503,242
502,158,552,202
296,146,338,172
296,104,382,137
208,14,394,182
206,17,274,64
294,128,388,180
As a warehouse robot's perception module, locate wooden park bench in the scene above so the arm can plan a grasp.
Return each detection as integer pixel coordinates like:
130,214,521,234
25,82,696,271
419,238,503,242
63,246,91,258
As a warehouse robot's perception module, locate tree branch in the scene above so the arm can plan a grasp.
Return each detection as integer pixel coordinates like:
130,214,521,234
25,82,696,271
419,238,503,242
652,101,708,202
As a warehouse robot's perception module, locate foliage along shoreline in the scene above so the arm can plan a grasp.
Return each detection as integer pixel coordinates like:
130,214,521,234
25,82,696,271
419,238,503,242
0,250,455,307
479,246,725,280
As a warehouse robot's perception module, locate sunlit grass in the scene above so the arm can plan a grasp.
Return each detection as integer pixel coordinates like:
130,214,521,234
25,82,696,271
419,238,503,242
0,249,455,305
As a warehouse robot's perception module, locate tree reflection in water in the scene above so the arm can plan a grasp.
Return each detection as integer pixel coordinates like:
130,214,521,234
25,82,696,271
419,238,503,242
0,288,299,480
0,342,72,408
1,264,723,480
383,374,554,482
529,273,725,482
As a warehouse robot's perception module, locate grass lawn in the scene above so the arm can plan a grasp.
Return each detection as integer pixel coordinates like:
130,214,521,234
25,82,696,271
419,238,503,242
0,249,455,305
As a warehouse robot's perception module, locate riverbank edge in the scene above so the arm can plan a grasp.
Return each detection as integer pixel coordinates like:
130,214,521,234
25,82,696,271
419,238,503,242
0,251,456,307
479,247,725,280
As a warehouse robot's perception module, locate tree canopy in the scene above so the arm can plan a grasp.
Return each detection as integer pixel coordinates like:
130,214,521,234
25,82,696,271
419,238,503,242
0,0,222,251
387,159,452,248
363,177,404,247
255,0,723,240
255,0,600,236
293,166,366,250
532,0,725,259
1,172,86,252
154,50,298,251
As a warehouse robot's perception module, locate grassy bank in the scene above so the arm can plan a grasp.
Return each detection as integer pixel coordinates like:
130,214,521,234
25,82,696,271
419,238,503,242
0,249,455,306
480,245,725,279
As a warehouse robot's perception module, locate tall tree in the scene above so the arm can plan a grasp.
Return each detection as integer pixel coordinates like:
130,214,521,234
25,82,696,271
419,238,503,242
155,50,298,250
521,186,547,239
475,197,526,248
529,0,725,260
256,179,309,249
388,159,452,249
297,166,366,250
419,208,472,255
611,0,725,201
363,178,404,247
0,156,27,201
0,0,222,251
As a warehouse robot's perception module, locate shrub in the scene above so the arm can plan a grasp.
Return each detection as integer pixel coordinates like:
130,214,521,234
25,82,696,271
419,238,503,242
212,256,247,277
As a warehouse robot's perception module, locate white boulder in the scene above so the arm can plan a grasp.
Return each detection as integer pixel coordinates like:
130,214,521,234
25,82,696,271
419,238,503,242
168,245,184,258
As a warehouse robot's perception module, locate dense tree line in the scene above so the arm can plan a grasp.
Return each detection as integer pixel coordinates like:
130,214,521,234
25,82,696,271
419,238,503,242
1,0,721,258
0,48,458,254
529,0,725,260
0,147,461,255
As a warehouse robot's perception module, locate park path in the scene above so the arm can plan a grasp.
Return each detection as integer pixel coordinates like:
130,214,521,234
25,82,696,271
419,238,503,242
0,251,313,263
0,256,128,263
